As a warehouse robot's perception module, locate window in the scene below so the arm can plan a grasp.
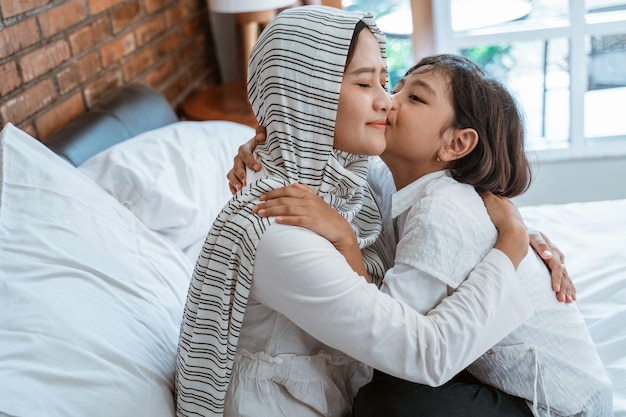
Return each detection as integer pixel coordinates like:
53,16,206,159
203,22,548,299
343,0,414,86
432,0,626,160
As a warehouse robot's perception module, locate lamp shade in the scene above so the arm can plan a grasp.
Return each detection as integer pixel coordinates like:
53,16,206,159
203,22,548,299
208,0,297,13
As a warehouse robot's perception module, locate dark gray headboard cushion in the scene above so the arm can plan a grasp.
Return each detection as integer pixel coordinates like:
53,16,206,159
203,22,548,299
45,83,178,166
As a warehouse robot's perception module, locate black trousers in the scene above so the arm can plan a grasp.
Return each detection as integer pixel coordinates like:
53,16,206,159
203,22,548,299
352,370,533,417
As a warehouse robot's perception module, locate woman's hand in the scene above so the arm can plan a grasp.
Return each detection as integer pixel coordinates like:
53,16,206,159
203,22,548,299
254,183,370,281
529,230,576,303
227,126,266,194
481,192,529,270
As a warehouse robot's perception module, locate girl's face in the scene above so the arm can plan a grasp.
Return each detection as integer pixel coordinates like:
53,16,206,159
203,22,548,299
334,29,391,156
382,68,455,186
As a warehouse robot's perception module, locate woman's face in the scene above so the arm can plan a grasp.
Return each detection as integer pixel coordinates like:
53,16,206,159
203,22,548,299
382,68,455,183
334,29,391,156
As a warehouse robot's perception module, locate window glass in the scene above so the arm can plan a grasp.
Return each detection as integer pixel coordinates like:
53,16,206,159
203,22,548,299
585,31,626,139
343,0,413,87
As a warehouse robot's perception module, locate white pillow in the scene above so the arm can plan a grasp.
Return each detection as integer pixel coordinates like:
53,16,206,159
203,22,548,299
77,121,255,262
0,124,193,417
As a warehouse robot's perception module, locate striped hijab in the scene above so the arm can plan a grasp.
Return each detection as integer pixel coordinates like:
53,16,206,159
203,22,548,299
176,6,387,416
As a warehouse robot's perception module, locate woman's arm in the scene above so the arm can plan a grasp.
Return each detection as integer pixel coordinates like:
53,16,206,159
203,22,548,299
255,183,370,281
253,224,534,387
480,192,528,269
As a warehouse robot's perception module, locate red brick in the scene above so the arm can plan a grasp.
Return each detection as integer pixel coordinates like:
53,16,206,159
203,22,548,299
134,15,164,46
153,30,180,59
164,2,188,28
188,54,212,80
0,62,21,96
68,16,111,55
57,51,101,94
110,0,140,34
144,0,174,14
37,0,87,38
0,0,48,19
162,71,189,105
36,93,85,139
143,58,174,88
84,68,124,108
20,40,71,82
101,32,136,68
181,14,202,38
0,79,56,125
88,0,124,15
122,47,153,80
19,122,38,139
183,0,205,14
0,18,40,59
175,40,196,65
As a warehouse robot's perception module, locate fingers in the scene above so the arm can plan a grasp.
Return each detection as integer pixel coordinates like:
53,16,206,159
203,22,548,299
226,133,265,193
255,125,267,140
530,230,576,303
529,230,555,260
261,184,309,201
226,154,247,194
240,141,261,172
253,184,318,219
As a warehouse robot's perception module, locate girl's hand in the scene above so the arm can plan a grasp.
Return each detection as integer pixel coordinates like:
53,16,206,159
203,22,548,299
481,192,529,270
254,183,370,281
227,126,266,194
529,230,576,303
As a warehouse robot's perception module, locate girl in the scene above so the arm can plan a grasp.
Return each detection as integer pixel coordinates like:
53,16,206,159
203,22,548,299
176,7,533,417
253,54,613,416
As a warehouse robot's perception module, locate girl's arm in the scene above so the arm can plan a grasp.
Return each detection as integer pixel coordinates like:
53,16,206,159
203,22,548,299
233,130,576,301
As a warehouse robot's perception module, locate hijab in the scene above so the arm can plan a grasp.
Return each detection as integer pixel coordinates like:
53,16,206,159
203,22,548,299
176,6,387,416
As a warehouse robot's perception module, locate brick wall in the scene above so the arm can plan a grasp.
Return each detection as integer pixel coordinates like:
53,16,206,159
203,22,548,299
0,0,219,140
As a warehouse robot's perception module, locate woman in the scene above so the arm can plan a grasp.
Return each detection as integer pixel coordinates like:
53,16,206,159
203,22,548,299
176,6,532,417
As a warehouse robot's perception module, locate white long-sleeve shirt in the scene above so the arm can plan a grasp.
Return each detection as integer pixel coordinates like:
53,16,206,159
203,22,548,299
383,170,612,417
223,221,534,417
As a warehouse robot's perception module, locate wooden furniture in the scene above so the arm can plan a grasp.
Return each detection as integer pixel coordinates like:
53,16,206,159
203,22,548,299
235,10,278,74
321,0,342,7
208,0,298,76
181,80,257,128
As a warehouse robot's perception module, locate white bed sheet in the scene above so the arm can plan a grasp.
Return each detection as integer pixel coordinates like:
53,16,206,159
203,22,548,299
520,199,626,416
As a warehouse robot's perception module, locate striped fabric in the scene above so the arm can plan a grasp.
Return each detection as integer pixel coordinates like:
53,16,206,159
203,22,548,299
175,6,387,416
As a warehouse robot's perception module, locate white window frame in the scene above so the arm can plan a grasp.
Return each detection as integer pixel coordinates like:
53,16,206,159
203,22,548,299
430,0,626,161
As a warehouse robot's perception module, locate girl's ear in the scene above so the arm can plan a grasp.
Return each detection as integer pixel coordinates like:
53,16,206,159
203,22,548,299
439,128,478,162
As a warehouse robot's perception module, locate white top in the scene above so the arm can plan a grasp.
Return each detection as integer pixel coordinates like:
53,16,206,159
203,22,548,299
223,220,534,416
384,170,613,417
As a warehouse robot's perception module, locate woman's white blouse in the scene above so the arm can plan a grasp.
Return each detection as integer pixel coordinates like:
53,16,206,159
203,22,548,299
223,222,534,416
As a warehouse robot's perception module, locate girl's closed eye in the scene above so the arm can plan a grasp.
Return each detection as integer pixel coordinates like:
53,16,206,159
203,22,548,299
409,94,425,103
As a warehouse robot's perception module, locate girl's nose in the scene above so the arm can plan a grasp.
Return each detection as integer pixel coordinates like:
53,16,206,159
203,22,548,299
389,94,399,111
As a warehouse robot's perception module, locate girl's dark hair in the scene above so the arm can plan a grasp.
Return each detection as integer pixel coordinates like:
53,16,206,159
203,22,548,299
406,54,531,197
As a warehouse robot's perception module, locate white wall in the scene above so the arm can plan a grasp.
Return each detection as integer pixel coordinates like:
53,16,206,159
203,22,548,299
513,155,626,206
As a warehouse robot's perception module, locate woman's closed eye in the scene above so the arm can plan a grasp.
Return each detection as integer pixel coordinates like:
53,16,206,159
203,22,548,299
358,82,387,89
409,94,425,103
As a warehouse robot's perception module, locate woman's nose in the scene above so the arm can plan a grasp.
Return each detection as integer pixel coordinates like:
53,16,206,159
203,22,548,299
377,88,393,112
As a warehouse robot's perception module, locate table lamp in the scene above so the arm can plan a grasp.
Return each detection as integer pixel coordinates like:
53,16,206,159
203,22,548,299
208,0,298,73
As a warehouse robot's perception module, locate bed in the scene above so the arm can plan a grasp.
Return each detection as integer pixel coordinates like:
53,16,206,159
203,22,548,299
1,83,624,416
